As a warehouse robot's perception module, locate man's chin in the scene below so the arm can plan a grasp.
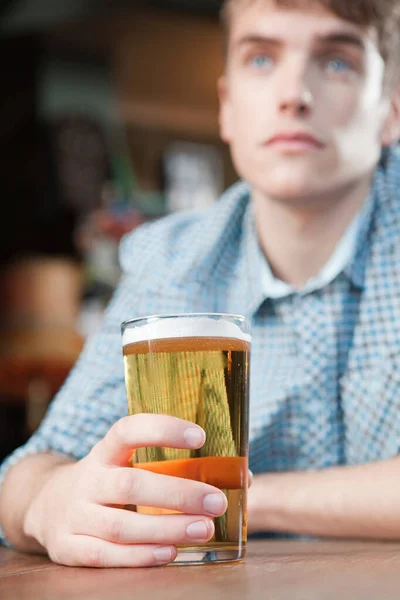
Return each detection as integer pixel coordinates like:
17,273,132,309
248,160,329,198
255,178,325,206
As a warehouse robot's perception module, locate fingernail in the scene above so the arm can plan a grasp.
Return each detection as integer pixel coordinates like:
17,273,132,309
153,546,174,564
184,428,205,448
186,521,209,540
203,493,227,516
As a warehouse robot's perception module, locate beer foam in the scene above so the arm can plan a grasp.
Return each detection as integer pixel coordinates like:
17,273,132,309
122,315,251,346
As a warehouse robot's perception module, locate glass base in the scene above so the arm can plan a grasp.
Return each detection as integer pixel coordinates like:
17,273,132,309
169,543,246,566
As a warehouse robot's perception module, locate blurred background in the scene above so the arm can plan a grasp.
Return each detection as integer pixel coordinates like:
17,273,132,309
0,0,238,460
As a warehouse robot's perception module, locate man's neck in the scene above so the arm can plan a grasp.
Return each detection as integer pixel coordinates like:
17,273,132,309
253,177,373,289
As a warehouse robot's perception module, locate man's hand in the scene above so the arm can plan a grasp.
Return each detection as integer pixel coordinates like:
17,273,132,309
22,414,227,568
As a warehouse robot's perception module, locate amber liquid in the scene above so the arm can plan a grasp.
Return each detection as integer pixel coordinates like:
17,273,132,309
123,336,250,563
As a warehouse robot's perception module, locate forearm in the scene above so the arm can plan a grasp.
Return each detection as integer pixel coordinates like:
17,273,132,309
0,453,74,553
248,457,400,540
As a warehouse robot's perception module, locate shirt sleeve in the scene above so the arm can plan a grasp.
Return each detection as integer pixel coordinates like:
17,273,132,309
0,228,151,546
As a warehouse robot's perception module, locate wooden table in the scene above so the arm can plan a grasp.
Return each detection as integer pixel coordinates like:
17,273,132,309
1,540,400,599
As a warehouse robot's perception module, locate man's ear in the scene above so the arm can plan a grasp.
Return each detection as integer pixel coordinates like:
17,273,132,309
381,84,400,147
218,76,233,144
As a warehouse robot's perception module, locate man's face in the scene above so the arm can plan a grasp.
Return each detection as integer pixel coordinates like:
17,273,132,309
219,0,399,204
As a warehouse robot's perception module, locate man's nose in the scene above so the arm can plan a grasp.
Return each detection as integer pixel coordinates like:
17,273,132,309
277,65,314,117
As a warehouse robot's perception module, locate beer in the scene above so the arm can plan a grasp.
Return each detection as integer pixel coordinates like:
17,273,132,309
122,315,250,564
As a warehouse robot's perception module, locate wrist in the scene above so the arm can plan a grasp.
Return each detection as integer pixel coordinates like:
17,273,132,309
23,457,74,552
247,472,306,534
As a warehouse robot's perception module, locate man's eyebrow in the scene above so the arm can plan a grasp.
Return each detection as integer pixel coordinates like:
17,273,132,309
315,33,366,51
233,32,366,51
235,35,282,48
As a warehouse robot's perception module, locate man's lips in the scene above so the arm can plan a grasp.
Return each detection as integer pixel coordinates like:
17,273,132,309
265,132,325,151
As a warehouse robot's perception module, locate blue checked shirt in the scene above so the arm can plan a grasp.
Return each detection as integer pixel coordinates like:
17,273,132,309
2,148,400,545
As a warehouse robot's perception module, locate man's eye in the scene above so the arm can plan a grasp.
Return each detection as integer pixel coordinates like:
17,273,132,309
324,57,354,73
249,55,274,70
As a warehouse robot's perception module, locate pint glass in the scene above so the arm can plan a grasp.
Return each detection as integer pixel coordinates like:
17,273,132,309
121,313,251,565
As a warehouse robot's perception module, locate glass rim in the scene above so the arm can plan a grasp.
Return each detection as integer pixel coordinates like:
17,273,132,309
121,312,249,332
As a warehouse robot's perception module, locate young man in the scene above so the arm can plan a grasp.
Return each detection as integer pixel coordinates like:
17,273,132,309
1,0,400,567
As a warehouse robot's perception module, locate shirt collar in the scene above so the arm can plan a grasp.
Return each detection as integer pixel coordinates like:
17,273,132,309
343,186,375,291
229,181,376,317
222,188,269,318
258,188,374,299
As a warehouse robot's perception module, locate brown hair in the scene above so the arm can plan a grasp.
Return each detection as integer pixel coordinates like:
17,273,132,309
221,0,400,84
